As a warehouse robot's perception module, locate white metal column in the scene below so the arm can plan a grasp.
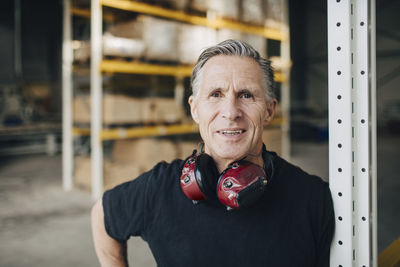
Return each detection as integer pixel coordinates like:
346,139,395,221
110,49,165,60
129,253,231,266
62,0,73,191
328,0,377,266
280,0,291,160
91,0,103,199
369,0,378,263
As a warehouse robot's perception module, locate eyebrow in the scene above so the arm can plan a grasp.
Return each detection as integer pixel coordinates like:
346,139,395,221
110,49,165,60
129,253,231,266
238,88,254,93
207,84,258,91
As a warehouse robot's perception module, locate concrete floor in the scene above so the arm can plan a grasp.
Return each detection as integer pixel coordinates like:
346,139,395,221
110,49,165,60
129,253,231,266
0,133,399,266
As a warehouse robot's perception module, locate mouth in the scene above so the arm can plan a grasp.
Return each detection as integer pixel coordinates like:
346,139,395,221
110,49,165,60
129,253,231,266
216,129,246,136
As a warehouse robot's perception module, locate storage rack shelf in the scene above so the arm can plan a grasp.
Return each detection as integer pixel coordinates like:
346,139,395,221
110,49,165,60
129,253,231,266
62,0,291,198
99,60,287,82
72,7,114,21
100,60,193,76
73,123,199,140
101,0,286,41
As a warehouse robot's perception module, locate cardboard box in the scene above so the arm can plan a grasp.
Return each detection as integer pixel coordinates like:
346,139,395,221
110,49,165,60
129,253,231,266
208,0,239,20
165,0,189,10
73,95,91,124
178,24,216,64
112,138,179,173
189,0,208,12
264,0,284,30
242,33,267,58
241,0,264,25
73,40,90,63
73,95,184,125
110,95,141,125
142,97,185,124
216,28,242,43
106,19,144,39
73,94,143,124
102,33,146,58
74,156,141,191
190,0,239,20
141,16,180,61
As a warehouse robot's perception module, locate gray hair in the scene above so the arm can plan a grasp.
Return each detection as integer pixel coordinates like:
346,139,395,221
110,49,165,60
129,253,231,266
190,39,275,102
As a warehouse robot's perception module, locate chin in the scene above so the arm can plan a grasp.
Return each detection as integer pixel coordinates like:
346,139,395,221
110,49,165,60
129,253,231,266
214,146,248,161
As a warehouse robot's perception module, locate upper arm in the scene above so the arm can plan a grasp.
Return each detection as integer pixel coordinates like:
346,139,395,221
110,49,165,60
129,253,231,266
91,198,128,267
91,198,115,246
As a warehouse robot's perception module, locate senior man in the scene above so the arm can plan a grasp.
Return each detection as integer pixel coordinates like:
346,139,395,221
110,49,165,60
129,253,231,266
91,39,334,267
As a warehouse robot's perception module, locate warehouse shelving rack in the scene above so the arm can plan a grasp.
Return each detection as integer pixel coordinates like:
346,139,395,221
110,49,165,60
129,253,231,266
62,0,291,199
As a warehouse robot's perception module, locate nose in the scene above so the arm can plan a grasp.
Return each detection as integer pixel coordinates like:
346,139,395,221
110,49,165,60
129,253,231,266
221,94,242,121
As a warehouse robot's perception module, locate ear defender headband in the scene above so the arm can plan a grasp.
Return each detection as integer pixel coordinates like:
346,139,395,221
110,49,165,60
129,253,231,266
180,144,272,210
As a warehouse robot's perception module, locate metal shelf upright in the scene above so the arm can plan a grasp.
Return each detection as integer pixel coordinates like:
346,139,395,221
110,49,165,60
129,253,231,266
328,0,377,265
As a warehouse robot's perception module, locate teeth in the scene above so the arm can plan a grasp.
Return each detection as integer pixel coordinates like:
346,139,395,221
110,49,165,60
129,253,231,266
221,130,243,135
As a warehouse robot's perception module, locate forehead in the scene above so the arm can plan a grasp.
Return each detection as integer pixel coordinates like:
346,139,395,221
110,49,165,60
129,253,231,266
200,55,264,90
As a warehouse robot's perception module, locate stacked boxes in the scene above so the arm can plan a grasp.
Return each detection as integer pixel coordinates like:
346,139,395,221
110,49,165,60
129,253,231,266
73,94,185,125
178,24,216,64
142,16,180,62
241,0,264,25
102,33,146,58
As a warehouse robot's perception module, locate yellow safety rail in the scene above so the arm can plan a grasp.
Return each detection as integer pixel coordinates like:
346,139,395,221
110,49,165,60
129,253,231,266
71,7,114,21
100,60,287,82
100,60,193,77
74,123,199,140
101,123,199,140
274,72,286,83
100,0,286,41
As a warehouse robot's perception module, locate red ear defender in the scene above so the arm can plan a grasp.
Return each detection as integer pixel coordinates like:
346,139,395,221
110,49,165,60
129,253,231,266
180,151,269,210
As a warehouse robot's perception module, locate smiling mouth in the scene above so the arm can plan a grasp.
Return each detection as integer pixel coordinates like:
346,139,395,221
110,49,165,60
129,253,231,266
217,130,245,136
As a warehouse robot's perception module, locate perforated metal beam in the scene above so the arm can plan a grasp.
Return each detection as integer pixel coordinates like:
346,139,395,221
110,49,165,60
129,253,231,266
328,0,377,266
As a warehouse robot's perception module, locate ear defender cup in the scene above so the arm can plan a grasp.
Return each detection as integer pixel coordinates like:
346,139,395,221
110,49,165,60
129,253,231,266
180,152,220,203
217,161,267,210
180,154,206,202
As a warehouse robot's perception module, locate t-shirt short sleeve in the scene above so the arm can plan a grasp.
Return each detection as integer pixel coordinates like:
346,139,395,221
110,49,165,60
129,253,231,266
102,171,150,242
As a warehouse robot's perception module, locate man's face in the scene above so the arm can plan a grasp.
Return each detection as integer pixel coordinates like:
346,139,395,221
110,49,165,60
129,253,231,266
189,55,276,167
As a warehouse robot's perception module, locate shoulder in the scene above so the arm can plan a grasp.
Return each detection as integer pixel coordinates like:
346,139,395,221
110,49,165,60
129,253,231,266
143,158,185,189
148,158,185,177
273,154,328,189
271,154,334,230
104,158,184,198
269,154,333,210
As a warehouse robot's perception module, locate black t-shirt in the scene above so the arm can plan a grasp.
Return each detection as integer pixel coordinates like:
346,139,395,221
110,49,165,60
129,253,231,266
103,153,335,267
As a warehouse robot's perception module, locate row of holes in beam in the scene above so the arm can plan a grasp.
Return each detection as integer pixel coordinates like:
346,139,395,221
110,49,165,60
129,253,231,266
334,1,369,266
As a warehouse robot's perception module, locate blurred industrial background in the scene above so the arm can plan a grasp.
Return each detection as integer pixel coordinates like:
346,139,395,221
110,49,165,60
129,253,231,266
0,0,399,266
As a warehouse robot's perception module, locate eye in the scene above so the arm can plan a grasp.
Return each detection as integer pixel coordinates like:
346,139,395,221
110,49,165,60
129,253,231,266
209,90,222,98
239,92,253,99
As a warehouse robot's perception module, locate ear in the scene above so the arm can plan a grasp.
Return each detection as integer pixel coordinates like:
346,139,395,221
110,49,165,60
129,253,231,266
188,95,199,124
263,99,277,126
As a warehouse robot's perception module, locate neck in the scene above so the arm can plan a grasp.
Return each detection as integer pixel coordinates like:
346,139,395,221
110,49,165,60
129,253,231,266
213,152,264,173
